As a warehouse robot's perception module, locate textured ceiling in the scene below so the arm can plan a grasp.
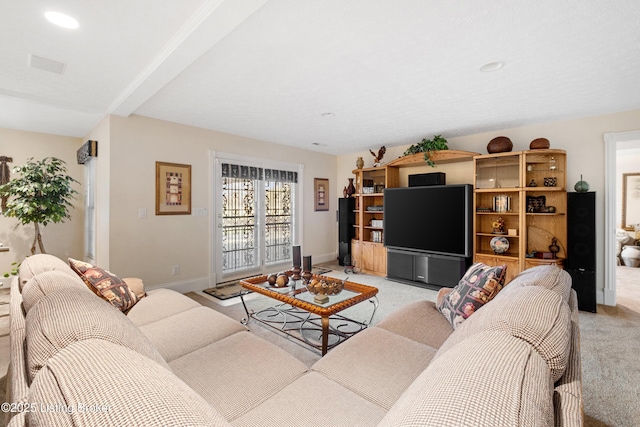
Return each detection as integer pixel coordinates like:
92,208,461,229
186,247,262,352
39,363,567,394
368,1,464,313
1,0,640,155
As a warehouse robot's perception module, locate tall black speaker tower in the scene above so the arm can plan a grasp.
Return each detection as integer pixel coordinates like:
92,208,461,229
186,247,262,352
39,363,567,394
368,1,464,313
567,192,596,312
338,198,355,266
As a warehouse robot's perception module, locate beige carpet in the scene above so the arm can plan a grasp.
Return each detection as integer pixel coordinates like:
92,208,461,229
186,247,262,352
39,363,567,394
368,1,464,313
580,266,640,427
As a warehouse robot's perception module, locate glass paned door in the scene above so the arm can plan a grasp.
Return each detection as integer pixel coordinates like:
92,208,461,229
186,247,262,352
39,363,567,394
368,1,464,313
216,159,298,281
265,180,293,264
221,174,259,274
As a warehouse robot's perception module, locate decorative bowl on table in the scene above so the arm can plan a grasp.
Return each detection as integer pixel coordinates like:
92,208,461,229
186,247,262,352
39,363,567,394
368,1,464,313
305,278,345,303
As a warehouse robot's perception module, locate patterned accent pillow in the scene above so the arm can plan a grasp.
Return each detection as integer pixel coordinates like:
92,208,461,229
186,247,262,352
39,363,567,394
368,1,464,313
436,262,507,329
68,258,141,313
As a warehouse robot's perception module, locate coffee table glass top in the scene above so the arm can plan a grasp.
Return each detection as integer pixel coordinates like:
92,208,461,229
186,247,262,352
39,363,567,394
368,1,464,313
240,275,378,316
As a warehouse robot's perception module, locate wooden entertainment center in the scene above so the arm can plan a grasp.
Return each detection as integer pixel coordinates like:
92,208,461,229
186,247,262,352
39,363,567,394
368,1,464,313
350,149,568,285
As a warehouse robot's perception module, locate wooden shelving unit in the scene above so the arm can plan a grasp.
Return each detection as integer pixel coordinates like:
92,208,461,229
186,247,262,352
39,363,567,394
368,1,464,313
473,149,567,283
350,149,479,276
350,166,398,276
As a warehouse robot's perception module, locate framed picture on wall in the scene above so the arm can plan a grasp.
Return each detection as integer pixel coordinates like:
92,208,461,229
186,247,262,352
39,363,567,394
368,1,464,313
314,178,329,211
622,172,640,230
156,162,192,215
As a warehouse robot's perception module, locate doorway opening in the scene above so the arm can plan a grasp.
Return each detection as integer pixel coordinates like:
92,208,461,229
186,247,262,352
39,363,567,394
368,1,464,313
604,130,640,306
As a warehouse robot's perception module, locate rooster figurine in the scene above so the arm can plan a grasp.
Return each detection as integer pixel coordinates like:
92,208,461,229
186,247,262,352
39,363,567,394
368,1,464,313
369,146,386,167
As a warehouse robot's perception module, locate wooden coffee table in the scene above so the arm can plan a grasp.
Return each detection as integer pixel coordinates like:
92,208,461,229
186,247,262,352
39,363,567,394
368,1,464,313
239,275,378,355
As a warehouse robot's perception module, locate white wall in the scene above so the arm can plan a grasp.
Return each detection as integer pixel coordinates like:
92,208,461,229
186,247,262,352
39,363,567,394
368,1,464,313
337,109,640,303
106,115,337,289
0,128,83,277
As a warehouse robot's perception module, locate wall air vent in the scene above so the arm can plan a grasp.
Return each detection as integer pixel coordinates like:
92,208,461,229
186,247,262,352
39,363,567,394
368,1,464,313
28,53,66,74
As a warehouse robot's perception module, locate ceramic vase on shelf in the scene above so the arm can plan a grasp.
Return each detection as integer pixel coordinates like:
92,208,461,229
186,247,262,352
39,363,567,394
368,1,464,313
346,178,356,197
549,238,560,259
487,136,513,154
356,157,364,169
574,175,590,193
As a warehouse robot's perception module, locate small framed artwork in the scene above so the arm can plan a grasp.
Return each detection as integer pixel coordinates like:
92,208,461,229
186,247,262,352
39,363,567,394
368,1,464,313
156,162,191,215
314,178,329,211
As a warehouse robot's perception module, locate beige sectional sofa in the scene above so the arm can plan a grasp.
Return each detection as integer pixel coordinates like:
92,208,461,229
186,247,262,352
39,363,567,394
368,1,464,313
5,254,583,426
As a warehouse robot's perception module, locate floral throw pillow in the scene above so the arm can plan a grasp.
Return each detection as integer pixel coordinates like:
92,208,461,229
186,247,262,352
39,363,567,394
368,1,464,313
436,263,507,329
68,258,141,313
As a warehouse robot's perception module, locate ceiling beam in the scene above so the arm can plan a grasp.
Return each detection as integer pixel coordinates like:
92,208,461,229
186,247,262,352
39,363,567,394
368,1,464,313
109,0,268,117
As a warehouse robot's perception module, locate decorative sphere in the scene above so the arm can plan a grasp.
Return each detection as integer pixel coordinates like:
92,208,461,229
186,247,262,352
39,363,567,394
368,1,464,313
275,274,289,287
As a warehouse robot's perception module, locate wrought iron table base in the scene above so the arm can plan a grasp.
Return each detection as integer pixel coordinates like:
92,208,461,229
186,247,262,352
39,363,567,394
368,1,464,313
240,294,379,355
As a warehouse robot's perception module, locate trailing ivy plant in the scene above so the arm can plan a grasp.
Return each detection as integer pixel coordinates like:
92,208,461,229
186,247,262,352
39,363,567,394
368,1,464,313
0,157,78,255
403,135,449,167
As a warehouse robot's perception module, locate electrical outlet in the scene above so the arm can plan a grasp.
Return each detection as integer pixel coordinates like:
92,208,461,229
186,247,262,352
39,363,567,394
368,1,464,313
138,208,147,218
193,207,207,216
172,265,180,275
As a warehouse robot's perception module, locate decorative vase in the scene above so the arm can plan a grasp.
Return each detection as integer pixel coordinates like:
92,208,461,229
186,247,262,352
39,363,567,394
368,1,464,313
346,178,356,198
574,175,590,193
549,238,560,259
487,136,513,154
621,245,640,268
356,157,364,169
529,138,550,150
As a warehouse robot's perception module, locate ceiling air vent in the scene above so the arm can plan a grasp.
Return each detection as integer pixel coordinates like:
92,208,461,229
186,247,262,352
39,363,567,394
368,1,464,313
28,53,66,74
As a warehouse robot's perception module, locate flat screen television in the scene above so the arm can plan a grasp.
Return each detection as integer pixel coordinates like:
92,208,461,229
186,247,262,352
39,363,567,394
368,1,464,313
384,184,473,258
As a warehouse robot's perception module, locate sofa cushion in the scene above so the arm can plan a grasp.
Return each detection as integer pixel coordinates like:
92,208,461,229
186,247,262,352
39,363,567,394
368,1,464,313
122,277,146,298
232,371,387,427
379,331,554,427
139,306,248,362
17,254,78,291
68,258,141,312
126,288,201,327
376,300,454,348
25,287,169,381
436,262,507,329
434,285,571,382
312,327,437,410
169,331,308,421
28,339,231,426
494,264,571,304
21,270,91,313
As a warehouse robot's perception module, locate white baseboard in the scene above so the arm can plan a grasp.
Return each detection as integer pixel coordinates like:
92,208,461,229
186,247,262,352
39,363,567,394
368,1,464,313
315,252,339,265
149,252,339,294
602,288,616,306
149,276,211,294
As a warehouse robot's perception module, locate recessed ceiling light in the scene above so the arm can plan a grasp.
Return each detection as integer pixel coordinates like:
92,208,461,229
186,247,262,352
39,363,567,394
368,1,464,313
321,112,335,117
480,61,504,72
312,142,328,147
45,11,79,29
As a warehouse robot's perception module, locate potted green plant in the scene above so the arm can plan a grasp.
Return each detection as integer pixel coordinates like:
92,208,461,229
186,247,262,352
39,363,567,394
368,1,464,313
3,261,20,279
0,157,78,255
403,135,449,167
